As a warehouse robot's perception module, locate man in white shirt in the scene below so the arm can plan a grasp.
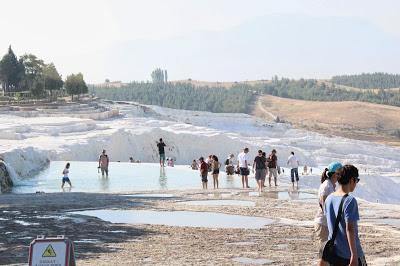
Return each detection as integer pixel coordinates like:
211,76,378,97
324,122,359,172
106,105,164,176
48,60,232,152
287,151,299,188
237,147,250,188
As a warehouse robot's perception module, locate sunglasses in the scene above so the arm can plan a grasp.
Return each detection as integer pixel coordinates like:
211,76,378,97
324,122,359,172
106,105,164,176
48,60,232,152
353,177,360,183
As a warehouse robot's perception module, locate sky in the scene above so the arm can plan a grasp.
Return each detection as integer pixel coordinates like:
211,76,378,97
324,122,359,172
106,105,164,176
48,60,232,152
1,0,400,83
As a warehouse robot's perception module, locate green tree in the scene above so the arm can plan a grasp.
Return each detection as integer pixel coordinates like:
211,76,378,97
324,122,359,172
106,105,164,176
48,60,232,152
19,53,47,99
332,73,400,89
89,80,255,113
0,46,25,93
21,54,45,83
21,54,44,76
30,78,45,98
43,63,63,99
65,73,88,101
151,68,165,84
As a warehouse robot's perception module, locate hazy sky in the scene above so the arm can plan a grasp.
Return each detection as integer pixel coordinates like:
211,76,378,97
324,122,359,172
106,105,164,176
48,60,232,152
1,0,400,83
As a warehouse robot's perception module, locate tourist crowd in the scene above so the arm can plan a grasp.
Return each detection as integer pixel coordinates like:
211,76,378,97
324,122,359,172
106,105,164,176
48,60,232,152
60,139,366,266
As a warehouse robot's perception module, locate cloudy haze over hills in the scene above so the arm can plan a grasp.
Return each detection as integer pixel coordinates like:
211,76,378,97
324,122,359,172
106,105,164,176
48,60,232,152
1,0,400,82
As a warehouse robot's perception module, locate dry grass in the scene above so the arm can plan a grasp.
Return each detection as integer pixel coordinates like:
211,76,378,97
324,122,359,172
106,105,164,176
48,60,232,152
254,95,400,146
167,78,400,146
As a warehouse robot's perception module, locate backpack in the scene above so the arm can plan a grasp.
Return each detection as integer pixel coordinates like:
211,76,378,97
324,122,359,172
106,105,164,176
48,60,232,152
225,158,230,165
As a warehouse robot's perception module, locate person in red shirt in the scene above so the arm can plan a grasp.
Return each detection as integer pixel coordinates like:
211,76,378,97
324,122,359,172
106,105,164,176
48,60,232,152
199,157,208,189
267,149,278,186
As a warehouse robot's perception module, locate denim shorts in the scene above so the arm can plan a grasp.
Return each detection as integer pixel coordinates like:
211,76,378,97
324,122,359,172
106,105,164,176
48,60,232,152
291,168,299,182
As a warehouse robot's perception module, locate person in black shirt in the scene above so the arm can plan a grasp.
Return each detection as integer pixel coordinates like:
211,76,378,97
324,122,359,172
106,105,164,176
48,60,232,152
252,150,267,192
262,152,268,187
157,138,166,167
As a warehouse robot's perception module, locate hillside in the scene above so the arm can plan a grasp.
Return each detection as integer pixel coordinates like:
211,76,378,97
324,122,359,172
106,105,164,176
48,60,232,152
332,73,400,90
170,79,271,88
254,95,400,146
89,82,255,113
91,73,400,115
318,80,400,93
172,78,400,92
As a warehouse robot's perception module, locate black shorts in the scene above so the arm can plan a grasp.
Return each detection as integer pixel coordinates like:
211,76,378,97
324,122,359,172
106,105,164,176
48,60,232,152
239,167,250,176
212,169,219,175
201,175,208,182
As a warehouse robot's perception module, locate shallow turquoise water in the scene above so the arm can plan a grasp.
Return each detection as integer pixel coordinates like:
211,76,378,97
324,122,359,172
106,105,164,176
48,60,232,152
12,161,254,193
177,199,256,207
70,209,274,229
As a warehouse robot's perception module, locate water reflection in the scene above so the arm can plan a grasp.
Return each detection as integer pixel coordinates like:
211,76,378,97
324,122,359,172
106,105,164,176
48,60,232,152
62,187,72,193
100,176,109,191
159,167,167,189
288,189,300,200
71,209,274,229
225,174,235,188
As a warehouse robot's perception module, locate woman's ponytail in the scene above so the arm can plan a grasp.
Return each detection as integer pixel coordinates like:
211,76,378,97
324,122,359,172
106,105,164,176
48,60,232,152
321,168,329,183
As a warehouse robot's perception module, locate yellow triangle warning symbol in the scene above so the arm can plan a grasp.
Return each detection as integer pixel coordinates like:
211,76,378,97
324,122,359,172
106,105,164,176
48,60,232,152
42,244,57,257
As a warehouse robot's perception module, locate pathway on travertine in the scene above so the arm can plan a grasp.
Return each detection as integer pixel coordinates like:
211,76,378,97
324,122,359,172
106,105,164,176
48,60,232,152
256,98,277,121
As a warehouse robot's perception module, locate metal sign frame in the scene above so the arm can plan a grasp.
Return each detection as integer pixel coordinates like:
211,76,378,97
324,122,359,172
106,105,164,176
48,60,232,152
28,236,75,266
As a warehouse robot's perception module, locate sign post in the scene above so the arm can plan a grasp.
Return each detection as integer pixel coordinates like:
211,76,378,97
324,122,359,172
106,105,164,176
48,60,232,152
29,235,75,266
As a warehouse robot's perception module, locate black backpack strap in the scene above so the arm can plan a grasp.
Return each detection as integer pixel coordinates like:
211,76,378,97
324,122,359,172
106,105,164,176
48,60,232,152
331,194,349,241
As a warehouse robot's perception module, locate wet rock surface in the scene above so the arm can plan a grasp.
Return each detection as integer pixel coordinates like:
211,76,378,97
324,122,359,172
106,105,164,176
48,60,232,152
0,193,152,265
0,189,399,265
0,160,13,192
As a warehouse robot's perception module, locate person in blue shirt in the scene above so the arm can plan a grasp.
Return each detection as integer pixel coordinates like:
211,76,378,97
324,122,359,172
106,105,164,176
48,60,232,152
324,165,366,266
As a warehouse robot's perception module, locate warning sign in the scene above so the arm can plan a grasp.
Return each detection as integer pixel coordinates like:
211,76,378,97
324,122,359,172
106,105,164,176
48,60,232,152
29,236,75,266
42,244,57,257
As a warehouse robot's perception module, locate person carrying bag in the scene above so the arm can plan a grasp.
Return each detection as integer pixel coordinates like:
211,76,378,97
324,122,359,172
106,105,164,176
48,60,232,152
322,165,367,266
321,194,348,264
